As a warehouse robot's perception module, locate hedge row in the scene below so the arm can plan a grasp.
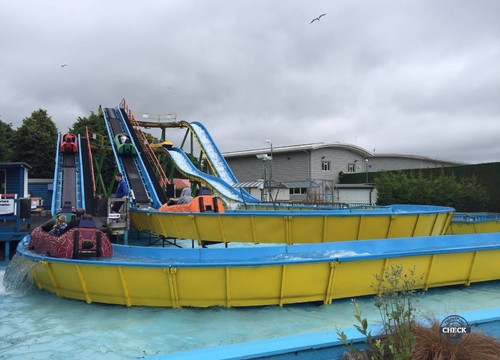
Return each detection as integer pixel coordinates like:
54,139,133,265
340,162,500,212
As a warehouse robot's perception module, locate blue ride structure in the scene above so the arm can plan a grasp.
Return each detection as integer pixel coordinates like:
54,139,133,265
101,106,162,209
165,146,259,203
51,133,86,215
187,121,240,185
161,121,260,204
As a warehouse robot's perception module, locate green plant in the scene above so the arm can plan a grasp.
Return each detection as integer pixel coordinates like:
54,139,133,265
337,299,387,359
372,265,423,359
337,264,423,360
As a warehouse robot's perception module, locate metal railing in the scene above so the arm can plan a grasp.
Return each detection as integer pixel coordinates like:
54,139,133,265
119,99,170,188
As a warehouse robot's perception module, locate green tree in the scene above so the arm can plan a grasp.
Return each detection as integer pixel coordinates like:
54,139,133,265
69,112,116,195
11,109,58,178
0,119,15,162
68,112,107,136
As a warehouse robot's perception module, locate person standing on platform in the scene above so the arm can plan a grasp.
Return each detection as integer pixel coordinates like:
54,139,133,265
111,172,129,213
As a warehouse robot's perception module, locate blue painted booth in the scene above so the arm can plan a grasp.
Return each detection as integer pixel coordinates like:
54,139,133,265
0,163,31,262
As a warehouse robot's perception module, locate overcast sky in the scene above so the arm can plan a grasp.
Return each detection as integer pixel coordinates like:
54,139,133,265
1,0,499,163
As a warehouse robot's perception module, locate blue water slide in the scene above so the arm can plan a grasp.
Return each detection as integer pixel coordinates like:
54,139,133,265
165,146,260,203
188,121,257,200
76,134,85,211
115,107,162,208
51,133,62,215
102,106,162,208
102,108,127,178
51,133,84,215
188,122,239,184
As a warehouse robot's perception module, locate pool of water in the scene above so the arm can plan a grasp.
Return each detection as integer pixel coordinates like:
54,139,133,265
1,258,499,360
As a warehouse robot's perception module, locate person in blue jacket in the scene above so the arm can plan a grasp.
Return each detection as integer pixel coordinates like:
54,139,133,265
111,172,129,213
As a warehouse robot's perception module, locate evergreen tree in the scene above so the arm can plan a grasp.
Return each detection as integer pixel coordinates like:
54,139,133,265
11,109,58,178
0,119,15,162
69,112,107,137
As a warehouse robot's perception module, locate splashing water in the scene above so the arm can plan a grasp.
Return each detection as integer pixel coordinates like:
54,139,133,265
3,254,35,294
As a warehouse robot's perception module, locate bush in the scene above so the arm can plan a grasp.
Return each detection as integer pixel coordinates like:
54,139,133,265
375,172,489,212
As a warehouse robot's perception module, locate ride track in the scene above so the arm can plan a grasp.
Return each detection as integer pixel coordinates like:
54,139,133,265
131,204,454,245
176,120,257,202
101,106,162,209
17,232,500,308
51,133,86,215
18,101,500,309
131,117,259,204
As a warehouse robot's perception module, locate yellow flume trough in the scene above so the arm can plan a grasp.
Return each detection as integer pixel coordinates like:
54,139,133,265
17,233,500,308
448,213,500,235
131,205,454,245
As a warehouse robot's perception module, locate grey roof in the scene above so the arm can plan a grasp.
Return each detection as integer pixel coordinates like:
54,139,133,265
233,180,318,189
372,153,465,165
0,162,32,169
223,142,373,158
334,183,376,189
232,181,263,188
281,181,319,189
28,178,53,183
222,143,465,165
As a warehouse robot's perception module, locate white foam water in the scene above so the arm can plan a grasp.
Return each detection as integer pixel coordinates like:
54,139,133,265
2,254,35,294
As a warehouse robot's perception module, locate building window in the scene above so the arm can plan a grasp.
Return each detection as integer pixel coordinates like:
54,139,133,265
322,161,330,172
289,188,307,195
348,163,356,173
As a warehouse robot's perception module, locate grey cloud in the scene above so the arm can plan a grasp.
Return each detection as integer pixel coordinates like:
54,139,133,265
1,0,499,164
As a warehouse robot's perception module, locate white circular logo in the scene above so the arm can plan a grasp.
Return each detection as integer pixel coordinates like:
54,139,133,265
439,315,471,342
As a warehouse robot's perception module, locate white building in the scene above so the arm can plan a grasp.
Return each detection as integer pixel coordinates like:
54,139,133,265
223,142,463,205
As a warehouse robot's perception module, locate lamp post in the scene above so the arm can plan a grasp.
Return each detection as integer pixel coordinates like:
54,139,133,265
265,139,273,180
365,159,369,183
256,154,269,201
265,139,273,201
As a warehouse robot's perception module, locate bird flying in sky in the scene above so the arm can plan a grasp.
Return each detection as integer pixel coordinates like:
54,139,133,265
310,13,326,24
61,64,67,67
